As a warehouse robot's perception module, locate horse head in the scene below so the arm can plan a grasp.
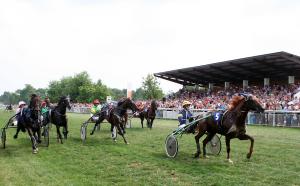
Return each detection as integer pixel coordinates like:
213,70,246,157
29,94,41,111
58,96,71,110
240,94,265,113
118,98,139,113
150,100,158,111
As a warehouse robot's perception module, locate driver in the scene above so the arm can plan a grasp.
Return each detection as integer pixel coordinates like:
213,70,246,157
91,99,102,121
178,100,193,128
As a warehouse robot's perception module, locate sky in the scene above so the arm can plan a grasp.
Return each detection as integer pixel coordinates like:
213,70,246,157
1,0,300,95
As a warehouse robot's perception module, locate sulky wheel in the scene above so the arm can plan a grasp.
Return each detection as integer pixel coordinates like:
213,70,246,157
1,129,6,149
80,125,87,143
165,134,178,158
43,125,50,147
206,134,221,155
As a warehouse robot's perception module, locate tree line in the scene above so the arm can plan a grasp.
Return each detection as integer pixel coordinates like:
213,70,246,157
0,72,164,104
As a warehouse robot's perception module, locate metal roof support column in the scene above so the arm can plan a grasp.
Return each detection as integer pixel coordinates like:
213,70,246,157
288,76,295,84
224,82,230,90
243,80,248,90
264,78,270,87
209,83,214,90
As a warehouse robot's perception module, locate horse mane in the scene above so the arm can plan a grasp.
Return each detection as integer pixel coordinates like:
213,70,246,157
228,95,244,111
58,96,67,105
117,97,130,106
150,100,157,109
29,94,40,110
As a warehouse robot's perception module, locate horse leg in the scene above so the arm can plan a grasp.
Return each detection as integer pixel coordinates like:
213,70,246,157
13,126,21,139
90,118,104,135
194,131,206,158
238,133,254,159
146,118,150,129
36,128,42,144
150,118,154,129
28,128,38,154
225,136,233,163
202,133,216,158
116,124,128,144
140,116,144,128
56,126,63,144
63,124,68,139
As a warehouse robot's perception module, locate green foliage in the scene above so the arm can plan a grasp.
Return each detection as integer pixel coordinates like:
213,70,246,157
47,71,109,103
0,85,48,104
141,74,164,100
110,88,126,100
0,91,18,104
132,87,145,100
0,72,162,104
0,111,300,186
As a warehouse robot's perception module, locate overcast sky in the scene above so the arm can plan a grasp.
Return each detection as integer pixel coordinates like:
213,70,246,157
1,0,300,95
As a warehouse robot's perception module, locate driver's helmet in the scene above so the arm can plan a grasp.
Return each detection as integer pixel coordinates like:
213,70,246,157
41,101,47,107
182,100,191,107
18,101,26,107
93,99,100,105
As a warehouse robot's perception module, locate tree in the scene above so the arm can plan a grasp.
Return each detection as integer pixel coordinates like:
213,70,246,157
19,84,36,103
142,74,164,100
132,87,145,100
0,91,20,104
110,88,126,100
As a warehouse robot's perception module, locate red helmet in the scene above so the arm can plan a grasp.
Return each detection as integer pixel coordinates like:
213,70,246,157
41,101,46,107
93,99,100,104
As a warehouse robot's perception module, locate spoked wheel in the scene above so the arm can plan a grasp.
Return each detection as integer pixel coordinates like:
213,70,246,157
80,125,87,143
1,128,6,149
206,135,221,155
42,125,49,147
165,134,178,158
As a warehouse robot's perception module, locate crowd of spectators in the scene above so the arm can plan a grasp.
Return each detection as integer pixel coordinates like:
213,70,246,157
64,83,300,112
157,83,300,111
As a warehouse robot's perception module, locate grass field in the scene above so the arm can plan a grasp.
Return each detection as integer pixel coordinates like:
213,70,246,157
0,111,300,186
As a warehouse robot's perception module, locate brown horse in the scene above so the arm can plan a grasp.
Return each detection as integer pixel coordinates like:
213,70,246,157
90,98,138,144
194,94,264,163
139,100,158,129
14,94,42,154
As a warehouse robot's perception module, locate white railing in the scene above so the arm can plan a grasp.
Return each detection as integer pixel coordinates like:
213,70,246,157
155,108,300,127
67,106,300,127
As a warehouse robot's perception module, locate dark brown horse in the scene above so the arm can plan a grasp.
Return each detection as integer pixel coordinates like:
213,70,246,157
44,96,71,144
139,100,158,129
194,94,264,163
14,94,42,154
90,98,138,144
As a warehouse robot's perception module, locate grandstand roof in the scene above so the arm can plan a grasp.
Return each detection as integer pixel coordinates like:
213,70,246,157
154,51,300,86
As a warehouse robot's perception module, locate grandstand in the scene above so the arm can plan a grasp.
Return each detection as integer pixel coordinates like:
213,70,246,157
154,51,300,87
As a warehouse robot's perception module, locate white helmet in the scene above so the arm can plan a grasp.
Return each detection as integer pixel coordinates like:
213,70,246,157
18,101,26,107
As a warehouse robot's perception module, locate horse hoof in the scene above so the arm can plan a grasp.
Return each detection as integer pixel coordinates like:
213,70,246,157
203,155,210,159
194,153,200,158
33,149,38,154
227,159,233,164
126,142,130,145
13,135,18,139
247,153,251,159
90,132,94,135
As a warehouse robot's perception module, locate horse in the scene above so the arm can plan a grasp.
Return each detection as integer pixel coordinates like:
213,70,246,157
139,100,158,129
90,98,139,144
5,104,13,111
14,94,42,154
193,94,264,163
45,96,71,144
